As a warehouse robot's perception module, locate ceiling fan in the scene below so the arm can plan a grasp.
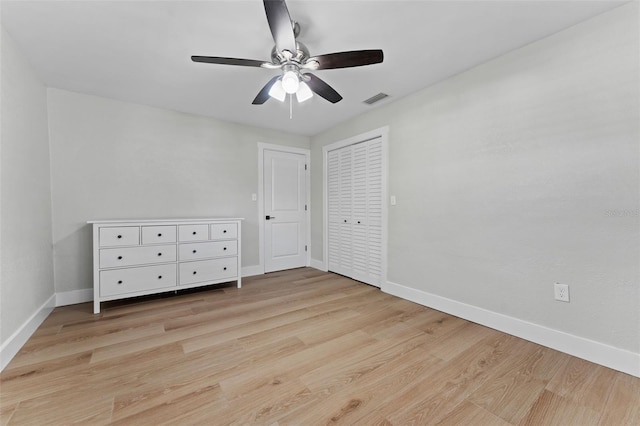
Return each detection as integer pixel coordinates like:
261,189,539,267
191,0,383,105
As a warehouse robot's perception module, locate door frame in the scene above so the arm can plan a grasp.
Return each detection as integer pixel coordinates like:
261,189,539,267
322,126,389,283
258,142,311,274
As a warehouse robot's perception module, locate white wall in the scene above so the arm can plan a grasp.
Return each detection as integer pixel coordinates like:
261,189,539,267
0,29,55,356
47,89,309,294
311,3,639,356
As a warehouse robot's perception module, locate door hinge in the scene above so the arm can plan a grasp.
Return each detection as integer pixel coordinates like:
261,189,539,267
305,204,307,211
305,245,307,252
305,164,307,170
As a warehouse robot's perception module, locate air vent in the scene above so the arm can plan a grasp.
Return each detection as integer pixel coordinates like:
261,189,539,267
363,92,389,105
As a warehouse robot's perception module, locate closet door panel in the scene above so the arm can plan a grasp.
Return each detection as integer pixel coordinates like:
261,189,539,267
351,143,368,277
366,139,384,283
338,147,353,272
327,150,341,272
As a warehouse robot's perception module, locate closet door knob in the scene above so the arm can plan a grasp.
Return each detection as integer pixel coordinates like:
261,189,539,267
117,235,122,239
117,256,123,260
223,230,227,233
157,253,162,257
192,231,197,235
117,280,123,284
192,250,197,253
157,233,162,237
223,267,227,271
158,275,162,279
193,271,197,275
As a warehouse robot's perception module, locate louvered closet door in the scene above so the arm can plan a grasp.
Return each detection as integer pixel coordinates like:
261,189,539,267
337,147,353,275
350,142,369,282
327,150,341,273
366,138,383,284
326,136,384,287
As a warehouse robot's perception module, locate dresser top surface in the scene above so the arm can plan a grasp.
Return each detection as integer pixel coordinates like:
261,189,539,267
88,218,244,225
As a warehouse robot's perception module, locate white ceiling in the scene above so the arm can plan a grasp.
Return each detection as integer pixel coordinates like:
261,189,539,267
1,0,625,136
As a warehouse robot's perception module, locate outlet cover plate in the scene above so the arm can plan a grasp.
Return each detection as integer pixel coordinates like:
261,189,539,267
554,283,570,302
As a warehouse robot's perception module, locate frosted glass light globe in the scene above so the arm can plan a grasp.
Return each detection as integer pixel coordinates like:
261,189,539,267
281,71,299,94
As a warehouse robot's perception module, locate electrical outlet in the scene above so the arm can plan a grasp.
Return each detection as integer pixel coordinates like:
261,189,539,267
554,283,570,302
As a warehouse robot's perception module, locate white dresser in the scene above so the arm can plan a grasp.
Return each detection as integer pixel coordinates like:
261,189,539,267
89,218,243,314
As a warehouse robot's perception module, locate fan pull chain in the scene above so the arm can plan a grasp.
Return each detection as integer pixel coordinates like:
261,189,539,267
289,94,293,119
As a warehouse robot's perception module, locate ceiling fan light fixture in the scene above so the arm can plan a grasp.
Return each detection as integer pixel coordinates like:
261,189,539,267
268,79,286,102
281,70,299,94
296,81,313,103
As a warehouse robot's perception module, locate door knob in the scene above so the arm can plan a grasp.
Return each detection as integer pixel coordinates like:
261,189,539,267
265,215,276,220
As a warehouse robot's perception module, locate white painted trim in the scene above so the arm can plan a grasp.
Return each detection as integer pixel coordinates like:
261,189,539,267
242,265,264,278
322,126,389,285
0,294,55,371
310,258,327,272
257,142,311,274
56,288,93,306
383,280,640,378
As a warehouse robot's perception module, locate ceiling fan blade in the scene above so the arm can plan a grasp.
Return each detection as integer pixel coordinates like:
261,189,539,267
309,50,384,70
305,73,343,104
263,0,297,55
191,56,266,67
252,75,281,105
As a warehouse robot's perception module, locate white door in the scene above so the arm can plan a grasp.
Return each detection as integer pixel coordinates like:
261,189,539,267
264,149,308,272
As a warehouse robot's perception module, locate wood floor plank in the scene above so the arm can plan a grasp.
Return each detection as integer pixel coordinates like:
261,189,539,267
467,344,571,424
1,268,638,425
520,389,601,426
545,356,618,414
436,400,512,426
598,373,640,425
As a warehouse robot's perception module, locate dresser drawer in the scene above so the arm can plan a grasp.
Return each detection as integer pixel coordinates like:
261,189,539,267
100,264,177,297
142,226,177,244
100,245,177,268
179,241,238,261
210,223,238,240
179,257,237,286
178,224,209,242
99,227,139,247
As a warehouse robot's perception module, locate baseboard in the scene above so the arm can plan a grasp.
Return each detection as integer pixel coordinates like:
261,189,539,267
0,294,56,371
383,280,640,378
310,258,327,271
56,288,93,306
242,265,263,278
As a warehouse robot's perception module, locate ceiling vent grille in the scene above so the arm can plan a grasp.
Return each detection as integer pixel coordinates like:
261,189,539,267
363,92,389,105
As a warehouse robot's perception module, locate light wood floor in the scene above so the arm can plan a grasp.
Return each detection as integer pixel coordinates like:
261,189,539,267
1,268,638,425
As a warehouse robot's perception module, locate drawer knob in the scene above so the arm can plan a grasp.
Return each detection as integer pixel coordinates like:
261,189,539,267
192,250,197,253
223,247,227,251
192,231,197,235
344,220,347,223
157,253,162,256
193,271,197,275
223,230,227,233
158,275,162,279
117,280,123,284
157,233,162,237
357,221,361,224
223,267,227,271
117,235,122,239
117,256,123,260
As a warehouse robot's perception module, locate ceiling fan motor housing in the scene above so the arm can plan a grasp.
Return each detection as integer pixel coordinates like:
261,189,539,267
271,40,310,65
